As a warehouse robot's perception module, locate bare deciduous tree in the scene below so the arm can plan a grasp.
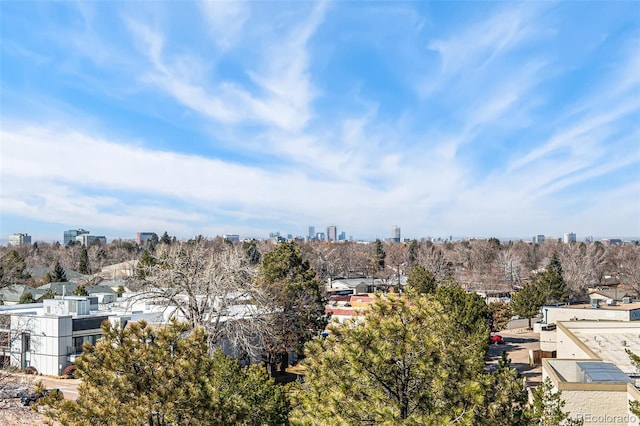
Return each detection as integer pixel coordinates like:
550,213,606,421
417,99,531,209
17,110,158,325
136,241,272,361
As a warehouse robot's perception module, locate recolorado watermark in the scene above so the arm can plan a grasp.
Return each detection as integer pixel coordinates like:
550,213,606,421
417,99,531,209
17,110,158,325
574,413,638,424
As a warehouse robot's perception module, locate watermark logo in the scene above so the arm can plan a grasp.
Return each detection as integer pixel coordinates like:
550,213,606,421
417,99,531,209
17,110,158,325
575,413,638,424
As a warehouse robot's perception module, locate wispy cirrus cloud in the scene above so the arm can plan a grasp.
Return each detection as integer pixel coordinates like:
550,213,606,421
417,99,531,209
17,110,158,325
1,1,638,241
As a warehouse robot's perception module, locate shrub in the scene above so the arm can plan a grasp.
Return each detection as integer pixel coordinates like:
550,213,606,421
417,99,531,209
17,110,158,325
24,366,38,375
61,365,77,378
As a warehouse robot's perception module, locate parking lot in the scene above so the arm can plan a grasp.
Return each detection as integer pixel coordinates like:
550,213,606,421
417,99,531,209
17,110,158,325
487,328,542,387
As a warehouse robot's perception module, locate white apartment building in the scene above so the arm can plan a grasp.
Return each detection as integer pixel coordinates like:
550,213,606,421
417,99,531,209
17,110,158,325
0,297,114,376
8,233,31,246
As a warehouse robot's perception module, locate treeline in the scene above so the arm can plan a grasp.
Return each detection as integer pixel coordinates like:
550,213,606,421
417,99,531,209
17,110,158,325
2,235,639,297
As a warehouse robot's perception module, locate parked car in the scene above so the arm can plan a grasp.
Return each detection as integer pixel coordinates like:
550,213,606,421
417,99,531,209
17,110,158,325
490,334,504,345
20,388,62,406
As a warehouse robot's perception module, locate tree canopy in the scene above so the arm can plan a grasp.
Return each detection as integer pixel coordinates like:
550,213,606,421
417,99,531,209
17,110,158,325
46,320,290,426
292,294,526,425
259,242,328,363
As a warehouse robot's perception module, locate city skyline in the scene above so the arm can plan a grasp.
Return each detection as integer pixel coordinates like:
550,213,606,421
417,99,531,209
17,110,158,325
1,2,639,242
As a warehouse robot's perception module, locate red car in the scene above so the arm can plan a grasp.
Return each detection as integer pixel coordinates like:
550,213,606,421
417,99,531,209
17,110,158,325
490,334,504,345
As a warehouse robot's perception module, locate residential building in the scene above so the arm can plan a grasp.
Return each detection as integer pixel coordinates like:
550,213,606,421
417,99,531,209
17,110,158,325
0,297,112,375
563,232,577,243
223,234,240,243
76,234,107,246
391,226,401,243
64,229,89,245
136,232,157,245
327,226,337,242
8,233,31,246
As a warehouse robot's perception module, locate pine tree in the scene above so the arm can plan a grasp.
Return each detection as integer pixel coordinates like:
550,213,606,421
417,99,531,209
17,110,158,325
292,294,525,424
45,321,290,425
50,260,67,282
530,377,583,425
18,291,35,304
259,242,328,370
510,284,544,329
406,265,437,294
78,247,90,275
73,284,89,296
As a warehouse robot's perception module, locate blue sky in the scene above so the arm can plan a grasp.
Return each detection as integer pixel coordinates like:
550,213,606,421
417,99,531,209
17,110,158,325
1,1,639,242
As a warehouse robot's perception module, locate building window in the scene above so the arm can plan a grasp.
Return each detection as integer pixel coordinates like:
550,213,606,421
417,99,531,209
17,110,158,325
22,333,30,352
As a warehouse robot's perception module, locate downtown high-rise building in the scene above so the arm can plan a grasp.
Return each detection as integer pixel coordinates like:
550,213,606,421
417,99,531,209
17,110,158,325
563,232,577,244
327,225,337,242
308,226,315,240
8,233,31,246
391,226,401,243
64,229,89,245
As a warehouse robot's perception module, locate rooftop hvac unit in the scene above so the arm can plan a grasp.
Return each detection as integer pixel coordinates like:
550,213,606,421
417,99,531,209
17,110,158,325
623,297,633,304
607,299,616,306
591,300,599,309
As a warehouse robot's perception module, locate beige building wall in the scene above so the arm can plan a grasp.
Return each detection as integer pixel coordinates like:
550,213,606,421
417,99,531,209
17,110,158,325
561,389,636,425
556,323,598,359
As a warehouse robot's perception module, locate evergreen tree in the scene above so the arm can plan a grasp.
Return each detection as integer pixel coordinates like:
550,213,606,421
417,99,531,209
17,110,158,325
136,250,155,280
434,278,491,339
626,349,640,416
0,250,31,286
259,242,328,369
481,351,529,425
537,257,568,304
243,240,261,265
530,377,583,425
19,291,35,304
78,247,90,275
372,238,385,270
45,321,290,425
292,294,524,425
42,288,56,300
406,265,437,294
159,231,171,245
73,284,89,296
510,284,544,329
50,260,67,282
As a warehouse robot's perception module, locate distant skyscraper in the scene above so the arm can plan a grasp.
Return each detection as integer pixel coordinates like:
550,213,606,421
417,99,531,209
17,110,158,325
316,232,325,241
391,226,401,243
327,226,337,242
533,235,545,244
563,232,576,244
64,229,89,245
76,234,107,246
137,232,157,245
8,233,31,246
223,234,240,243
308,226,315,240
338,231,346,241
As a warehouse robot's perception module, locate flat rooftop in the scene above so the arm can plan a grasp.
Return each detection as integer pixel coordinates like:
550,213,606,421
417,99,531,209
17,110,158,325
568,325,640,374
546,359,633,384
554,302,640,311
